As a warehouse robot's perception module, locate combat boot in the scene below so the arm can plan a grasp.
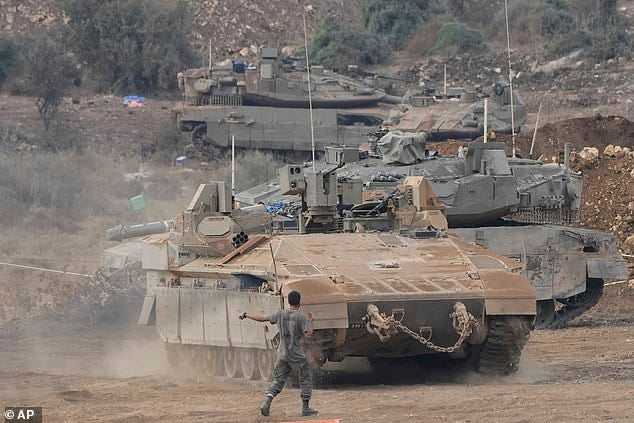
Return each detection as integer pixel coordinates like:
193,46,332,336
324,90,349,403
301,399,318,416
260,394,273,416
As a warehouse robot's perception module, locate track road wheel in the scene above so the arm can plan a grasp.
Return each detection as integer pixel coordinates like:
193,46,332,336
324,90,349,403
223,347,243,379
535,300,555,329
258,349,276,382
241,348,261,380
202,347,219,376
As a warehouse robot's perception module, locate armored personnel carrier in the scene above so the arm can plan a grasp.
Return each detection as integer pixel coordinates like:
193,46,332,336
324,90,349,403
132,174,535,381
235,139,628,328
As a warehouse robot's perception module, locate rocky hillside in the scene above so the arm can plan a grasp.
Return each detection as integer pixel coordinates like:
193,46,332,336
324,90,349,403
0,0,364,56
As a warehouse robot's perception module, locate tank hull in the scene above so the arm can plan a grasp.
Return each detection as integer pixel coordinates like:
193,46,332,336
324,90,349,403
140,232,534,377
177,105,383,152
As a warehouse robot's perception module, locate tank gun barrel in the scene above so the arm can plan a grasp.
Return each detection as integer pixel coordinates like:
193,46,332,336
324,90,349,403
106,220,172,242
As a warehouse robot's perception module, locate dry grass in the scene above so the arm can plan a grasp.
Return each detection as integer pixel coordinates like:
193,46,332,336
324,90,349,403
0,147,282,325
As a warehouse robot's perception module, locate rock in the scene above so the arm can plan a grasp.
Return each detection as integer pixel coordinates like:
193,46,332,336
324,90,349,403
239,47,250,57
613,145,625,158
603,144,616,157
624,234,634,253
577,147,599,167
281,46,296,56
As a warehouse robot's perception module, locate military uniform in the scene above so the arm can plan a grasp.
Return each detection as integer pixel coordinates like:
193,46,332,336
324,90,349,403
260,308,317,416
267,309,313,400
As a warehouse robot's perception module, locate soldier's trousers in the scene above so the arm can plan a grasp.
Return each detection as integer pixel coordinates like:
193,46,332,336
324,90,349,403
266,359,312,401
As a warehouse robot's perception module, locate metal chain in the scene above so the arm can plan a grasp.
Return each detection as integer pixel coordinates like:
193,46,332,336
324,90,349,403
363,302,478,353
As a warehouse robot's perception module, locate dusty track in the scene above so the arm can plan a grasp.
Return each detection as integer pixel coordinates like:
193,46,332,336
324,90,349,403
0,308,632,423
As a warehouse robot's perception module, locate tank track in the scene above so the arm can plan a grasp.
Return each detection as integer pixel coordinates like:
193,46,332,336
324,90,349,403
547,278,604,330
478,316,531,375
165,343,274,387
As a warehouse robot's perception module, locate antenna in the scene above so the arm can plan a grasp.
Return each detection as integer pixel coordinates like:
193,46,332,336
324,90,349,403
530,101,542,159
483,98,488,143
302,14,316,171
504,0,516,158
231,134,236,199
208,40,212,71
269,242,279,288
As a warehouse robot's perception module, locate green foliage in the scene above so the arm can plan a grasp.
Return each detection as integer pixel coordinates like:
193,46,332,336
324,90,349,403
542,0,576,36
429,22,483,54
23,29,79,132
543,0,631,61
363,0,428,48
0,35,19,85
61,0,195,94
310,19,389,67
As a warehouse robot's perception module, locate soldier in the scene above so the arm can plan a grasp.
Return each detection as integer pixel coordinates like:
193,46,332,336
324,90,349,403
239,290,318,417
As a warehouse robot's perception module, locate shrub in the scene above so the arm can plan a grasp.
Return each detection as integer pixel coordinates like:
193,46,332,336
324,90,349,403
542,0,576,36
22,29,80,131
61,0,195,94
429,22,483,54
0,35,19,85
363,0,428,48
543,0,631,61
310,19,390,67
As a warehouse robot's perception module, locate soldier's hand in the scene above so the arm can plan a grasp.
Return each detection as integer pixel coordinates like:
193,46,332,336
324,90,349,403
238,312,248,320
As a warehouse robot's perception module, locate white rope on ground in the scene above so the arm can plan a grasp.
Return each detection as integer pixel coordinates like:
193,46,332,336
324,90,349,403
0,261,94,278
604,280,630,287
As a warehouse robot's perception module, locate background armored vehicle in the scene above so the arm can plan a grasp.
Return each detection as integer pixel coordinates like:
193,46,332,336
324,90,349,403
387,80,527,139
176,47,386,152
134,177,535,382
236,139,628,328
175,47,526,153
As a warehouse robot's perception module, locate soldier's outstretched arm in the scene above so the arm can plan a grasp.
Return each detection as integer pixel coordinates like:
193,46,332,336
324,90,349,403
239,312,269,322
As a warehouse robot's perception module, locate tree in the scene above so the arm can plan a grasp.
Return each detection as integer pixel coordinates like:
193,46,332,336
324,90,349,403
0,35,19,85
310,19,390,67
23,30,79,131
363,0,429,48
61,0,195,94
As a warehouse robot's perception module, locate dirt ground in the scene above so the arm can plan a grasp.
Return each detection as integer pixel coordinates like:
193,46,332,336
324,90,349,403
0,287,632,423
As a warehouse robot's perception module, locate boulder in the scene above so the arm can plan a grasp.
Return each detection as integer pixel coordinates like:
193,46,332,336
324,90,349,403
603,144,616,157
577,147,599,167
614,145,625,158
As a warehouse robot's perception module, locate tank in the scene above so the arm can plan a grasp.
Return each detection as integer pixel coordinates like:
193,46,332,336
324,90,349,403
387,80,527,139
176,47,386,153
235,139,629,328
174,47,526,153
135,177,535,381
